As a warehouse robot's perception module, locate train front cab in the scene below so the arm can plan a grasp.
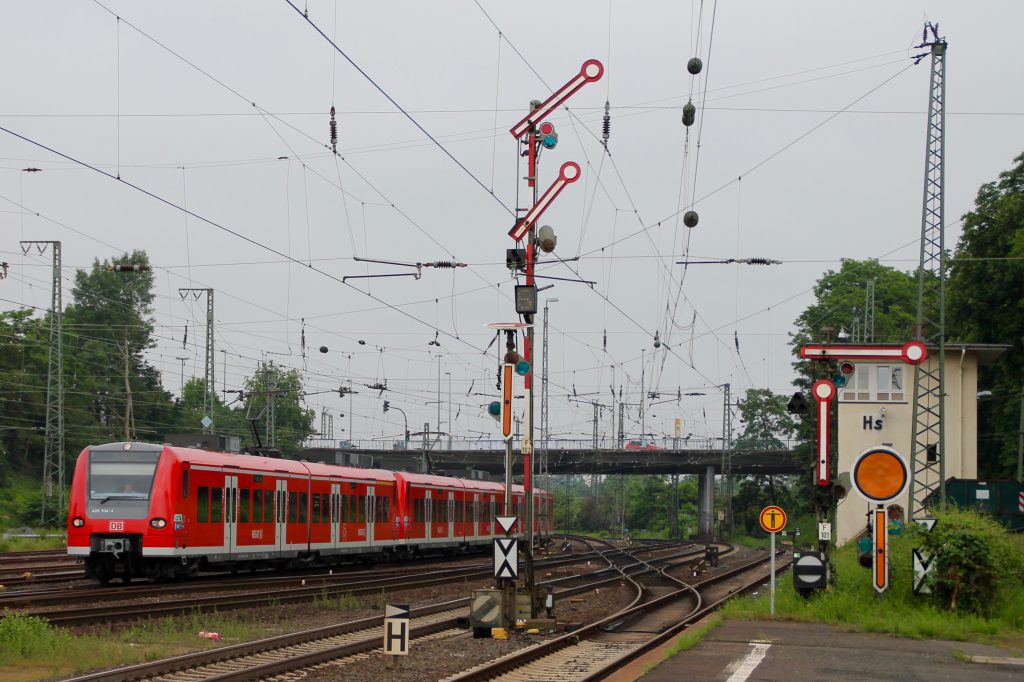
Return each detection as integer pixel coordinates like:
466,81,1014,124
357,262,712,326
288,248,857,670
67,442,171,583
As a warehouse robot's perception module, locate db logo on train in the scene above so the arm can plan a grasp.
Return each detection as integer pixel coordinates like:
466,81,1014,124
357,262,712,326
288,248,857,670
109,521,125,531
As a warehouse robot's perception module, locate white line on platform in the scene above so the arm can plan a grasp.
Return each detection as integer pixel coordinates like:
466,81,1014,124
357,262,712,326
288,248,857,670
725,641,772,682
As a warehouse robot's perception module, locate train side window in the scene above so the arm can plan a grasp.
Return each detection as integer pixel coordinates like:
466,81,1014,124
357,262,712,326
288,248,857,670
312,493,321,523
239,488,250,523
383,497,390,523
264,490,275,523
252,488,263,522
299,493,308,523
197,486,209,522
414,499,422,523
350,494,357,522
182,470,189,498
288,491,297,524
211,487,223,523
357,495,365,523
341,494,348,522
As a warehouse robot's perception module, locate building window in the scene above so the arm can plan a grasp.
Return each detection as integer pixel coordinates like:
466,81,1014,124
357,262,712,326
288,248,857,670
841,364,904,402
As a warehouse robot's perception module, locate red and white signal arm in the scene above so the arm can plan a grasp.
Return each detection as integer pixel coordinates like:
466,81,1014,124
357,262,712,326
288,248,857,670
509,162,581,242
509,60,604,139
800,340,927,365
812,379,836,486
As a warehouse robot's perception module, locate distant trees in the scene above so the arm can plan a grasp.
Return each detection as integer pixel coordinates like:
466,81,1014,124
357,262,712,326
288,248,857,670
948,153,1024,478
0,249,318,524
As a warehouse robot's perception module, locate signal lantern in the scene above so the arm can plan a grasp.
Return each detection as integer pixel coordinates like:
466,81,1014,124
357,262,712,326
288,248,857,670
538,225,558,253
786,391,809,415
504,350,520,365
488,401,501,418
539,121,558,149
833,361,855,389
515,360,530,376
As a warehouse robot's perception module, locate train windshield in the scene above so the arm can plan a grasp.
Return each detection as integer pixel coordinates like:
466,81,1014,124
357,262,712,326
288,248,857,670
89,452,160,501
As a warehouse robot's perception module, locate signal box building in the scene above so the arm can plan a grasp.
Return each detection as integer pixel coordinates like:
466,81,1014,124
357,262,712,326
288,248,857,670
835,344,1006,544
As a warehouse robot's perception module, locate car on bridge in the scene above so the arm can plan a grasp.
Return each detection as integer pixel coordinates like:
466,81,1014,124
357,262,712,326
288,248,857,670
625,439,660,451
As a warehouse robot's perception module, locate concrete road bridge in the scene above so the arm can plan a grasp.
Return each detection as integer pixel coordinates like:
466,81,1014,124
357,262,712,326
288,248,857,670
301,438,803,537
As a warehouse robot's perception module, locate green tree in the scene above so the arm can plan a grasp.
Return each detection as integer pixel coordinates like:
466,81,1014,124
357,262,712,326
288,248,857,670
792,259,919,350
0,309,48,482
735,388,796,449
241,363,315,457
947,152,1024,478
63,250,173,450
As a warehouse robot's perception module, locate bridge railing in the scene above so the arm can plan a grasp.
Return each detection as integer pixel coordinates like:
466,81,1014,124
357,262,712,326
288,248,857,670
302,436,801,452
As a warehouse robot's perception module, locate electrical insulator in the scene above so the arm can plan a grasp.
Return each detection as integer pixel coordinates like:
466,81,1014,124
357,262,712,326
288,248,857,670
682,101,696,127
602,100,610,149
653,331,661,349
329,106,338,154
687,57,703,75
107,264,150,272
683,210,699,228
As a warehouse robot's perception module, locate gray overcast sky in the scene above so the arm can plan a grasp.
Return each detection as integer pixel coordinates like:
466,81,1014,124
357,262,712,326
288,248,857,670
2,1,1022,446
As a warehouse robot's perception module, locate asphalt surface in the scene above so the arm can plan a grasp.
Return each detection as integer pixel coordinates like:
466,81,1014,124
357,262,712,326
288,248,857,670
636,619,1024,682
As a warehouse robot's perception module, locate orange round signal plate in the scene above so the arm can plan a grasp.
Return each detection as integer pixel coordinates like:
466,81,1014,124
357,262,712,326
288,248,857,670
852,448,908,502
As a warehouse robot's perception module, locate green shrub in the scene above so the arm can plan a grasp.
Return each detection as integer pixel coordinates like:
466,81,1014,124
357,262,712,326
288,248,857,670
912,507,1024,616
0,611,72,659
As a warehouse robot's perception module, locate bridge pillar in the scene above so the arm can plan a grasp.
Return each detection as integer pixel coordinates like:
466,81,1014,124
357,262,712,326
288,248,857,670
698,464,715,538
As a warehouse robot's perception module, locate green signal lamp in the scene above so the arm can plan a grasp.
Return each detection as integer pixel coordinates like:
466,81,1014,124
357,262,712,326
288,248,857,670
488,401,501,417
515,360,530,376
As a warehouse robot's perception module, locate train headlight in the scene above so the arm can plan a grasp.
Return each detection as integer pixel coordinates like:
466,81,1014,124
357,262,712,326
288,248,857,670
150,517,168,529
72,517,85,528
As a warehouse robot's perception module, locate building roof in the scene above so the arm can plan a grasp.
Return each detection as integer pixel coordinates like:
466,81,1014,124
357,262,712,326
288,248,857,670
931,343,1010,366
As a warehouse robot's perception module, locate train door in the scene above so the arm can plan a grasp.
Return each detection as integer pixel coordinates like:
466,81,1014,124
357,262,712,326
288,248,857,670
224,475,238,554
330,482,341,549
425,489,432,541
448,491,455,539
472,493,480,539
275,479,288,553
366,486,375,547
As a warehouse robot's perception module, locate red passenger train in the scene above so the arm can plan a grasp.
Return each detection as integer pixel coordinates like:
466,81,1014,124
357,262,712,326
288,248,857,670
67,442,553,583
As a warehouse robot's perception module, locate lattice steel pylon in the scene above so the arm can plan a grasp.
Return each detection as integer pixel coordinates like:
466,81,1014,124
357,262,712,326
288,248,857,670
721,383,733,536
909,25,948,518
24,241,63,525
180,288,215,434
864,278,876,343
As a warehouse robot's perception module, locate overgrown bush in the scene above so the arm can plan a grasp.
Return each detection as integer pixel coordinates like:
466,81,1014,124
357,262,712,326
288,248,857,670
0,611,71,659
913,507,1024,616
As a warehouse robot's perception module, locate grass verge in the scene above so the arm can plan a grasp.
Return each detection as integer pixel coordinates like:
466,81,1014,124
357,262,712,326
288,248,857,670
720,534,1024,651
0,609,292,682
640,612,724,675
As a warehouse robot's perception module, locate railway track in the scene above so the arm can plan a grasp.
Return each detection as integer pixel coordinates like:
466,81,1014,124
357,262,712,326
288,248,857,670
56,539,710,681
444,549,786,681
9,539,694,626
